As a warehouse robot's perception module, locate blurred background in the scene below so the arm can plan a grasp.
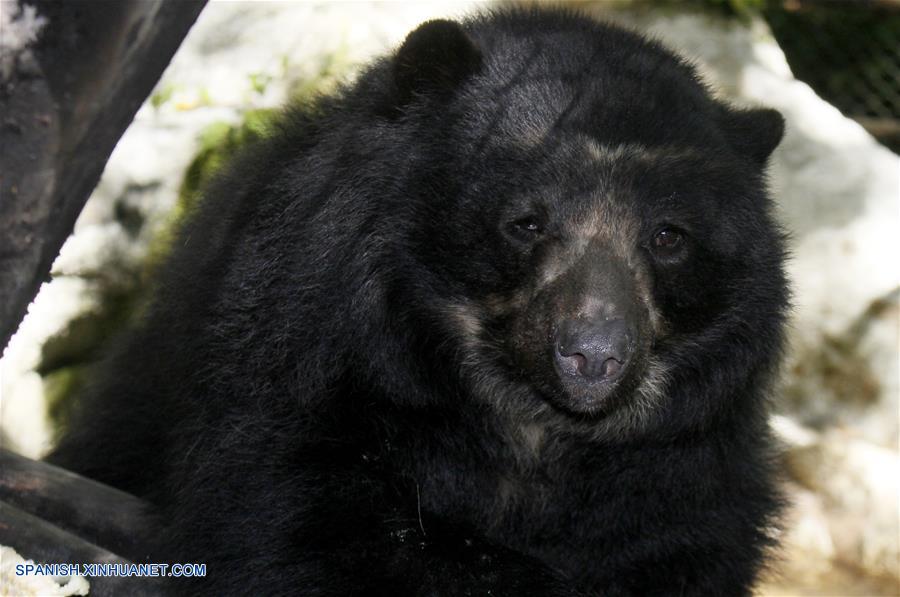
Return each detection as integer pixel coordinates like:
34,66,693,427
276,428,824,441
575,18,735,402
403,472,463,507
1,1,898,595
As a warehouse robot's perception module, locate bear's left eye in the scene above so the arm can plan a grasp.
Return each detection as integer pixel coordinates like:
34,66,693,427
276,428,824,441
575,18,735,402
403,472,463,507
505,216,545,242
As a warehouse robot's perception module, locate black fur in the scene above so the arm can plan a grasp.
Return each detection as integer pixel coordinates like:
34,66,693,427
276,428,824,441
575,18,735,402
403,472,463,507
50,9,788,596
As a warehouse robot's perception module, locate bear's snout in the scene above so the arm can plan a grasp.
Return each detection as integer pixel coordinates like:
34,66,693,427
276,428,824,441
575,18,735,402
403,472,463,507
554,317,633,384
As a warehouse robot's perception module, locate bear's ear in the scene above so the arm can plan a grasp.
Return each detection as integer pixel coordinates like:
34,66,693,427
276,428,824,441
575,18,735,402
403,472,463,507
721,107,785,165
393,19,482,104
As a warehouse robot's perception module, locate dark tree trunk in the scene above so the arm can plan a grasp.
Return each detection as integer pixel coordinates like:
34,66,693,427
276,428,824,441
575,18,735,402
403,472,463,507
0,449,162,595
0,0,207,350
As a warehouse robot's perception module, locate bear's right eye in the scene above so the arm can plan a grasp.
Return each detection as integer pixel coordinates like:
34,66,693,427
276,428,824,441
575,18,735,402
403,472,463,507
507,216,544,240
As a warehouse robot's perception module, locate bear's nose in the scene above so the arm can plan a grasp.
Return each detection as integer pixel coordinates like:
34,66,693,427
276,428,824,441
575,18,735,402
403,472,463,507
554,318,632,382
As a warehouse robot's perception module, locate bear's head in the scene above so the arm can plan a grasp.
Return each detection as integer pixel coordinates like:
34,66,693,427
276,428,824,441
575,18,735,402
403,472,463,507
379,13,787,439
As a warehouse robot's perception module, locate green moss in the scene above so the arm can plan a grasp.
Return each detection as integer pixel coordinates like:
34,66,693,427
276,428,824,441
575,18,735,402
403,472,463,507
284,41,354,100
181,108,277,212
700,0,764,17
44,368,88,435
40,274,143,432
614,0,764,19
153,108,278,255
150,83,176,110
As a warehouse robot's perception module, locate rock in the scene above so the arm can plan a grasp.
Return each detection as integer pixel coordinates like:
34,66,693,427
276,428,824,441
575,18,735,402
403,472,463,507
784,427,900,582
775,483,836,583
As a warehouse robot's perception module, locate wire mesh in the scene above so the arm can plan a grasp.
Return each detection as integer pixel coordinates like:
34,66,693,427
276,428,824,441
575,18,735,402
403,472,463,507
764,0,900,152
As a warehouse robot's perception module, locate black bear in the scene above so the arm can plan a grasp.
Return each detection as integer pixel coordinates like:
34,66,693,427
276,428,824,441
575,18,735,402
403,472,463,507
50,8,788,596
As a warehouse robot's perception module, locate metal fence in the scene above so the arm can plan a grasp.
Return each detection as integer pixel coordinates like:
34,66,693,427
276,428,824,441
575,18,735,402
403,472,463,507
763,0,900,152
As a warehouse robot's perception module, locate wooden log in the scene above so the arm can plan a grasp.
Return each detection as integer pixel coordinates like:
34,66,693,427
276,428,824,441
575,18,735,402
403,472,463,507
0,448,152,561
